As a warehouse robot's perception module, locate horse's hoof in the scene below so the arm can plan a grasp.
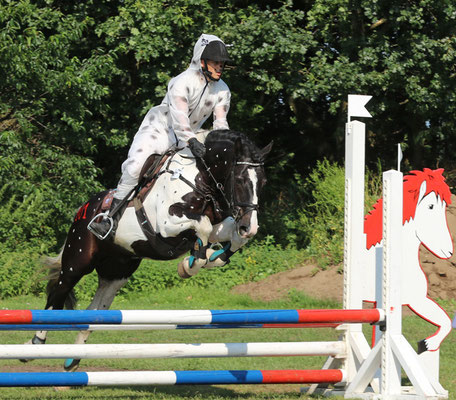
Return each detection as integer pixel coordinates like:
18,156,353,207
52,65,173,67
204,249,227,268
417,339,428,354
64,358,80,372
178,256,203,278
20,335,46,362
178,258,192,278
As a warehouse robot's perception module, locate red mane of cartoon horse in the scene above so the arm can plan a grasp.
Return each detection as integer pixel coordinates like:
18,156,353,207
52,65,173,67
364,168,452,249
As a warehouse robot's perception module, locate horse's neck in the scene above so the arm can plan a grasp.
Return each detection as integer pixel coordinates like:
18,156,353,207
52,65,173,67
401,219,421,268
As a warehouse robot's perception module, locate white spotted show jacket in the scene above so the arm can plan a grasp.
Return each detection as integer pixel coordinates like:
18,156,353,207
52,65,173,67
115,34,231,200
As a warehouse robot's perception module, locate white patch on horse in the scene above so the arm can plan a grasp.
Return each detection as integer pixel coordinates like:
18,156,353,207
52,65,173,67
114,150,212,251
247,168,259,235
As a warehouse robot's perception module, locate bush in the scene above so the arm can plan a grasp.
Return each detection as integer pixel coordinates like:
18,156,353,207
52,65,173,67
0,244,46,299
297,159,382,268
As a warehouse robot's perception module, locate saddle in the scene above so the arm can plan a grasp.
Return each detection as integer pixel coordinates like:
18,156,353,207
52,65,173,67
98,149,192,258
98,152,170,213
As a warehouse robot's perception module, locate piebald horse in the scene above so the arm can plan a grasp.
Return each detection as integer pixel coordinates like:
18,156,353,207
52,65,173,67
24,129,272,371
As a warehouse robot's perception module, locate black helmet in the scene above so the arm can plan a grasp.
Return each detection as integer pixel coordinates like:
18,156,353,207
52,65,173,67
201,40,231,63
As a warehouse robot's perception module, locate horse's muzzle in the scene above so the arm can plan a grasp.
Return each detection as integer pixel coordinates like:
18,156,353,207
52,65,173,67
237,210,259,239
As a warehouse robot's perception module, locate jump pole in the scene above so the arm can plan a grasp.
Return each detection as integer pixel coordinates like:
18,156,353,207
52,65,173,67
0,308,382,325
0,341,345,359
0,369,345,387
0,322,341,331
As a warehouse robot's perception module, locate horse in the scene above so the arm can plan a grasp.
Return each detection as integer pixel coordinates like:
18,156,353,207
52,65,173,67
360,168,453,352
24,129,272,371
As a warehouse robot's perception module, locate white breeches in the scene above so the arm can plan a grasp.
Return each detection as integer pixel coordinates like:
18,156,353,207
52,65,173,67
114,128,177,200
114,129,210,200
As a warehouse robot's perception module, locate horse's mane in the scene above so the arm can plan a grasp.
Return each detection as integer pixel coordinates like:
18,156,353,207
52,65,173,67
205,129,263,163
364,168,452,249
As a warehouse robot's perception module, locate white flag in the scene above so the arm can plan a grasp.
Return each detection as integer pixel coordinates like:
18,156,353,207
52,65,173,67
347,94,372,122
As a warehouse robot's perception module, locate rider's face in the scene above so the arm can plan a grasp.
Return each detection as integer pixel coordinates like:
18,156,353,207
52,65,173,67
201,59,225,80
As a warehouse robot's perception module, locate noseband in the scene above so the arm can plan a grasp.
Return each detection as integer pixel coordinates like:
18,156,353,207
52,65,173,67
201,158,263,221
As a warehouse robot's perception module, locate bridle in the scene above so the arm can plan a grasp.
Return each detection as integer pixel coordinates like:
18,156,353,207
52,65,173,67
201,158,264,221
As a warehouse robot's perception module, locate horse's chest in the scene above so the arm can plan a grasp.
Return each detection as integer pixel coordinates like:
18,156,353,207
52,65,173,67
146,163,204,233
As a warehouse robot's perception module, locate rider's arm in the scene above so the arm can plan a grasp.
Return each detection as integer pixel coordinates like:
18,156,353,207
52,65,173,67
168,78,195,143
213,88,231,130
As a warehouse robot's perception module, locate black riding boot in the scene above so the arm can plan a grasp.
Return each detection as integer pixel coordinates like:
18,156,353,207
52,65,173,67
88,198,122,240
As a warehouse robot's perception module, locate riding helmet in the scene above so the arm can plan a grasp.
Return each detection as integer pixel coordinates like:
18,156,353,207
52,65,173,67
201,40,231,63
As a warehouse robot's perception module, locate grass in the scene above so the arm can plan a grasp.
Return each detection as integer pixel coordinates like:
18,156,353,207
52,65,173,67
0,289,455,399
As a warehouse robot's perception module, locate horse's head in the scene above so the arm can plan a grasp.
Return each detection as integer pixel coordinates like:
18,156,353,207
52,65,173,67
412,180,453,259
204,130,272,239
404,169,453,259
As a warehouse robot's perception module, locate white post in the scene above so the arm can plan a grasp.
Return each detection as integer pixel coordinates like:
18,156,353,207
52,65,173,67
343,120,375,388
380,170,403,395
344,120,366,312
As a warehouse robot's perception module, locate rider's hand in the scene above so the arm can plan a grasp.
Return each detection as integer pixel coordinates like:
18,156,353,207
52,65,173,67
188,137,206,158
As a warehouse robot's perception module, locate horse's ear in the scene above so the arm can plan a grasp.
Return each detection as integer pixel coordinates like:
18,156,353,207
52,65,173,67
418,180,427,203
259,141,273,161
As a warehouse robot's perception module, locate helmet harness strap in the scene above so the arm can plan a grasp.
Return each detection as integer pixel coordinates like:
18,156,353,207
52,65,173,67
201,59,223,82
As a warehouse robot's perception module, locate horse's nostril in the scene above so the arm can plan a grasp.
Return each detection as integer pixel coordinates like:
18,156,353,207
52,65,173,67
239,226,249,235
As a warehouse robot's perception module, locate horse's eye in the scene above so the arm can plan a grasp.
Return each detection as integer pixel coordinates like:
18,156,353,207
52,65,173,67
428,204,434,210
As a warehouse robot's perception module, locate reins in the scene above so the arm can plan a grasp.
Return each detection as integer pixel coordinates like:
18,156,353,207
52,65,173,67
178,154,264,221
173,148,263,221
200,157,263,221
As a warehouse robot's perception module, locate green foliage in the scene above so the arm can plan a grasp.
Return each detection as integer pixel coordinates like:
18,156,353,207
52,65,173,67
0,243,45,299
296,159,381,268
299,160,346,267
258,152,311,248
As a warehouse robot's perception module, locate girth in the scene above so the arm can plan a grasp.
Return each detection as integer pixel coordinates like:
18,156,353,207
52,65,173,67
130,150,185,258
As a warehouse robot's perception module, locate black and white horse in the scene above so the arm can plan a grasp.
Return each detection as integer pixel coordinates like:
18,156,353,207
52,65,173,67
25,129,272,371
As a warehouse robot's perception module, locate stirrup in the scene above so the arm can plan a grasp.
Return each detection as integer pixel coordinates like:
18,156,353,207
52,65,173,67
87,212,114,240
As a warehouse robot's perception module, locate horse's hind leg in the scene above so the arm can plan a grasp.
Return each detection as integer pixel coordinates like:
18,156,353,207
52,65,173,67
64,276,129,372
23,225,97,360
21,249,84,361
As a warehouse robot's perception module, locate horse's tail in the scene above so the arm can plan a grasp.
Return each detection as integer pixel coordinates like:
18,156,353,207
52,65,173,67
41,248,77,310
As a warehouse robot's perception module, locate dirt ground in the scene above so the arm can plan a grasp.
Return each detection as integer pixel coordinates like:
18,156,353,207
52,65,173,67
233,194,456,306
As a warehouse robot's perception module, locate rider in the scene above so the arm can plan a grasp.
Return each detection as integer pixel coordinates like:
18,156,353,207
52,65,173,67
89,33,232,239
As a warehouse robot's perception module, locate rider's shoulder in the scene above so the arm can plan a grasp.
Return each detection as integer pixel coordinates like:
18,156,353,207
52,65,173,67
213,78,230,94
169,69,205,91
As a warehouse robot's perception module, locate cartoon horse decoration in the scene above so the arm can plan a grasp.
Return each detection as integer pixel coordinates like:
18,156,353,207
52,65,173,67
23,129,272,371
361,168,453,352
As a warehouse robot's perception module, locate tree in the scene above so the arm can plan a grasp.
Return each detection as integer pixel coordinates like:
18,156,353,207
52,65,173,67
1,0,456,250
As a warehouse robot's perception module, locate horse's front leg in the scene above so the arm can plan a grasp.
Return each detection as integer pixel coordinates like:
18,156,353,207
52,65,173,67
177,216,212,278
204,217,250,268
